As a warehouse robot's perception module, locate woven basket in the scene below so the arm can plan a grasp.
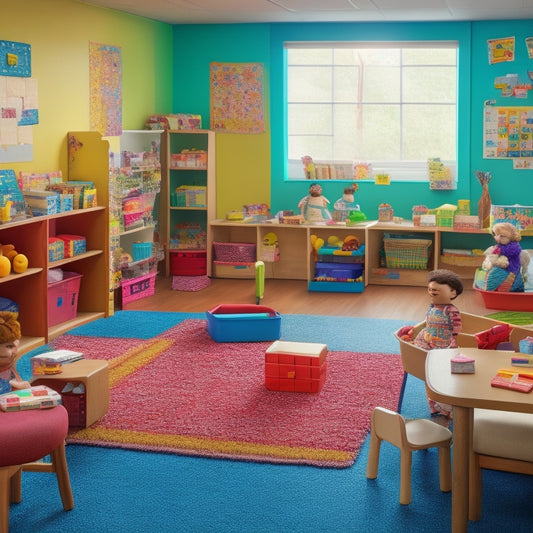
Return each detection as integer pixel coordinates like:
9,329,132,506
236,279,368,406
384,238,431,270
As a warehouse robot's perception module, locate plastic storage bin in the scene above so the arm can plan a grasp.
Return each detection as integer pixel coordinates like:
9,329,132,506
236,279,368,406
121,272,156,305
48,271,83,327
170,250,207,276
132,242,153,262
206,304,281,342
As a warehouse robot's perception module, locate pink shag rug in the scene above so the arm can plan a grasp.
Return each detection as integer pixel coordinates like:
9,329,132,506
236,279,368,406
52,319,404,468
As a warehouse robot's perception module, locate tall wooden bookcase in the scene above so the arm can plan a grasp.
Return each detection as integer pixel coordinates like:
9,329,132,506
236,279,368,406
160,129,216,276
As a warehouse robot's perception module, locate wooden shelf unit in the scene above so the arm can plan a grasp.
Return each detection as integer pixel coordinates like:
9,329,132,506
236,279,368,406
209,220,372,282
1,207,108,356
209,220,530,287
68,130,162,309
160,129,216,277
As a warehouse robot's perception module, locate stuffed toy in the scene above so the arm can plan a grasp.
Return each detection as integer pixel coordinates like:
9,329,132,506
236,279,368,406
0,311,30,394
298,183,332,223
482,222,529,292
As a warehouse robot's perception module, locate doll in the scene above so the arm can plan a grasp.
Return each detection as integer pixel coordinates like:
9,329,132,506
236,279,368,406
298,183,332,223
0,311,30,394
399,270,463,424
332,186,361,222
482,222,529,292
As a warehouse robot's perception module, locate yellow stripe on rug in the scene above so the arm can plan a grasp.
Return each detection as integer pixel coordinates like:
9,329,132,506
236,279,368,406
108,339,174,388
68,427,353,465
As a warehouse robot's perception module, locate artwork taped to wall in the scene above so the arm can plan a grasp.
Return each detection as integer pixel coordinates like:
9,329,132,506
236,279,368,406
89,42,122,136
210,62,265,134
487,36,515,64
0,40,31,77
0,41,38,163
483,105,533,160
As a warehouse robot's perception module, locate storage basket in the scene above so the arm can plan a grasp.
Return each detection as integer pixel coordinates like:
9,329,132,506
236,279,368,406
172,275,211,291
384,238,431,270
213,242,256,262
121,272,156,305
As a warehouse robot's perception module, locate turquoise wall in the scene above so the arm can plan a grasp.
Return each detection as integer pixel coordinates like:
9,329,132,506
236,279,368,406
471,20,533,205
173,20,533,220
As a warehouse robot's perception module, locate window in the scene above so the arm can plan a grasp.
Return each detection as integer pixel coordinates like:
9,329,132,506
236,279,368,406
286,42,458,181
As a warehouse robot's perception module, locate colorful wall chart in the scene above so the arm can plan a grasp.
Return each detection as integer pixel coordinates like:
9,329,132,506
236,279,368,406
210,62,265,134
0,40,38,163
483,105,533,163
89,42,122,136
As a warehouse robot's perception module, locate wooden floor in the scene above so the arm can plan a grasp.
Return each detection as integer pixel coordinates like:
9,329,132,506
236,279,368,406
125,276,491,322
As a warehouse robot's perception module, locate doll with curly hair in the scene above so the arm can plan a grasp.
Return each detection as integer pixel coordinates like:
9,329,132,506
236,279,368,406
482,222,530,292
0,311,30,394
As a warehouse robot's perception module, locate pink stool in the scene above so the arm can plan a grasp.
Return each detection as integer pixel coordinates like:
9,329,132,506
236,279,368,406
0,405,73,533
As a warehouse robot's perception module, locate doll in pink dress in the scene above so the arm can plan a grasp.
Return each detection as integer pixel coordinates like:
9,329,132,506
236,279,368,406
413,270,463,423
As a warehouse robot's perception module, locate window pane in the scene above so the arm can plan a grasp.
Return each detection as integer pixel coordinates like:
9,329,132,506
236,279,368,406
362,66,400,103
402,48,456,65
288,103,332,136
403,66,456,103
360,104,401,160
288,48,333,65
333,66,359,103
402,104,456,160
288,66,332,103
289,136,333,161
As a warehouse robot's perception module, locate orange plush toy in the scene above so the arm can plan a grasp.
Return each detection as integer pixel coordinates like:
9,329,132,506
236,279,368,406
0,311,30,394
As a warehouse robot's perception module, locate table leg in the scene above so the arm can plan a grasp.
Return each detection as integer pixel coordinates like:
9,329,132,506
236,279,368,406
451,405,472,533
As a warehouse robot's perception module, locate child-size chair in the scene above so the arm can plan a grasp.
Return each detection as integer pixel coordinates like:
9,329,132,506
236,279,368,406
0,405,73,533
366,406,452,504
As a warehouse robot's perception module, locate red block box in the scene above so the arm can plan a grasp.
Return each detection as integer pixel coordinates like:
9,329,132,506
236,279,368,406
265,340,328,393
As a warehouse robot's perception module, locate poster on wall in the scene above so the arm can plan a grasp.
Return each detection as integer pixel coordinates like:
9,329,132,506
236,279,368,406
483,105,533,166
487,36,515,64
0,40,38,163
89,42,122,136
210,62,265,134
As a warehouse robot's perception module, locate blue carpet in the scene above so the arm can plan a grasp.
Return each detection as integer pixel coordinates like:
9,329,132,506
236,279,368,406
10,313,533,532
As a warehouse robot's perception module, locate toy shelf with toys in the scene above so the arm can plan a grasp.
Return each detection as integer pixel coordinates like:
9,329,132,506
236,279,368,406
0,207,108,356
208,220,372,289
209,219,533,291
68,130,163,310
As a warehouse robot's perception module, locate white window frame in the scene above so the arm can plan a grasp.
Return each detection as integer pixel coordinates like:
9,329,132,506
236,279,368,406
285,41,458,182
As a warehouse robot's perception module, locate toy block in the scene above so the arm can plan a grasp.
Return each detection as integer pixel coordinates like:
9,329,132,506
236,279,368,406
265,341,328,393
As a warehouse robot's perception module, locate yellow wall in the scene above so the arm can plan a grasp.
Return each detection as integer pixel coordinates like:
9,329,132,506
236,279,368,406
0,0,173,176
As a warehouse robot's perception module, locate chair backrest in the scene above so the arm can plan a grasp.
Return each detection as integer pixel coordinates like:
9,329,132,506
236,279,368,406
371,407,407,448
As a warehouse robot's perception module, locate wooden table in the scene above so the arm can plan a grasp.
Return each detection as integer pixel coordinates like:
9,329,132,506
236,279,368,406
425,347,533,533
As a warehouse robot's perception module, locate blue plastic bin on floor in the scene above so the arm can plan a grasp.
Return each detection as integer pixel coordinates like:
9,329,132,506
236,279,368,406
206,304,281,342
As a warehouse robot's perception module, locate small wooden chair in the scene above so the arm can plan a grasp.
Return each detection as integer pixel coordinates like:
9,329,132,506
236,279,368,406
0,405,73,533
366,406,452,505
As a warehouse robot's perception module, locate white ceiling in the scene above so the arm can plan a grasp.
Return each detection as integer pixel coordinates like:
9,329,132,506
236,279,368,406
79,0,533,25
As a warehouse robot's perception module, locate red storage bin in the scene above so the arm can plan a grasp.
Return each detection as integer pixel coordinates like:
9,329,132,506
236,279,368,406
170,250,207,276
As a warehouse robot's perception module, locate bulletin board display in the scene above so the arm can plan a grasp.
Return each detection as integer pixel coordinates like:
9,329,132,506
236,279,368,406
483,105,533,159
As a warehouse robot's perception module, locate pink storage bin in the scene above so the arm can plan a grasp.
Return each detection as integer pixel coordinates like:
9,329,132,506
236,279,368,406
213,242,256,262
48,271,83,327
122,272,156,305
